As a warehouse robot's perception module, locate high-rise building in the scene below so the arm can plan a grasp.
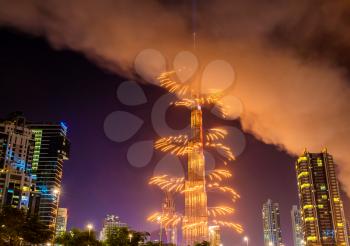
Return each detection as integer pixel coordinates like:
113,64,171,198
28,121,70,230
0,114,39,215
209,225,221,246
162,192,178,245
99,214,128,241
55,208,68,236
295,149,349,245
183,106,209,245
0,113,70,233
262,199,283,246
291,205,304,246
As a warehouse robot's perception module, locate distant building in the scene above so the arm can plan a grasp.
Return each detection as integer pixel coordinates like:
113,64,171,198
55,208,68,236
209,225,221,246
295,149,349,245
262,199,283,246
99,214,128,241
291,205,304,246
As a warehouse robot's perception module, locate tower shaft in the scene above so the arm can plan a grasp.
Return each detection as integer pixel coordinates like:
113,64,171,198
183,106,209,245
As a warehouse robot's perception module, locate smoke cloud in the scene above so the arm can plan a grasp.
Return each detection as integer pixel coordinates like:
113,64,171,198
1,0,350,194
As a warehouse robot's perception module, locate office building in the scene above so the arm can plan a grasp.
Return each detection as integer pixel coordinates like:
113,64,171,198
262,199,283,246
28,121,70,230
55,208,68,236
295,149,349,245
99,214,128,241
291,205,304,246
0,113,70,232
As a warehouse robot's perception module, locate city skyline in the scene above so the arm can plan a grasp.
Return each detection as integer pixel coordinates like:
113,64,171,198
1,1,350,245
1,30,350,244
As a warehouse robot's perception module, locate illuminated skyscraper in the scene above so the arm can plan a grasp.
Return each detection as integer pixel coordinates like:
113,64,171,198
183,105,209,245
55,208,68,236
262,199,283,246
291,205,304,246
28,122,70,231
295,149,349,245
0,113,70,232
0,114,39,215
99,214,128,241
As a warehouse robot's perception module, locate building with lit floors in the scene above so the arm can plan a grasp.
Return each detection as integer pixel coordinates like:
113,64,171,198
291,205,304,246
99,214,128,241
28,122,70,231
0,113,70,233
295,149,349,245
262,199,283,246
55,208,68,237
209,225,221,246
0,114,40,215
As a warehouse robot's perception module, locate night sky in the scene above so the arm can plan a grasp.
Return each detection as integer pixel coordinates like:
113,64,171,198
0,28,349,246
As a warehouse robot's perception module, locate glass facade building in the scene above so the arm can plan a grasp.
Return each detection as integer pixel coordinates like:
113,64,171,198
262,199,283,246
291,205,305,246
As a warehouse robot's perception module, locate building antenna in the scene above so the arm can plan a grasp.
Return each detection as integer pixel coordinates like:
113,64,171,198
192,0,197,51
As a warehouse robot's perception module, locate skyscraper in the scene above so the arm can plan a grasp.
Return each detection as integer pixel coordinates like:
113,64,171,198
99,214,128,241
291,205,304,246
262,199,283,246
55,208,68,236
0,113,70,233
295,149,349,245
28,121,70,230
0,114,39,215
183,105,209,245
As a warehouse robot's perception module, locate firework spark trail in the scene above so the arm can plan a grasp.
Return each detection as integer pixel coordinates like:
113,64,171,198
207,169,232,182
212,220,244,234
149,175,185,193
207,183,240,201
158,71,190,96
208,206,235,217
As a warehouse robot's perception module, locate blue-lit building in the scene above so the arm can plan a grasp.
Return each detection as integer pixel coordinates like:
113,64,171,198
0,114,39,215
28,121,70,231
0,113,70,232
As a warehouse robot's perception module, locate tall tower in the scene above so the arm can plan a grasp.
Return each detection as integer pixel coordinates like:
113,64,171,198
295,149,349,246
28,122,70,231
183,105,209,245
262,199,283,246
291,205,304,246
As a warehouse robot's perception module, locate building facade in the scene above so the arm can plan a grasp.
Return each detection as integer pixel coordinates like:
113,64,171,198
295,149,349,245
55,208,68,236
209,225,221,246
262,199,283,246
0,113,70,233
291,205,305,246
28,122,70,230
99,214,128,241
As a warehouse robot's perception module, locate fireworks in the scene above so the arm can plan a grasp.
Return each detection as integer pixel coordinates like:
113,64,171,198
148,70,243,244
208,206,235,217
212,220,244,234
207,169,232,181
149,175,185,193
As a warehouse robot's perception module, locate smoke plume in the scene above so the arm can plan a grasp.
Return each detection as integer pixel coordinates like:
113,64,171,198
1,0,350,194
